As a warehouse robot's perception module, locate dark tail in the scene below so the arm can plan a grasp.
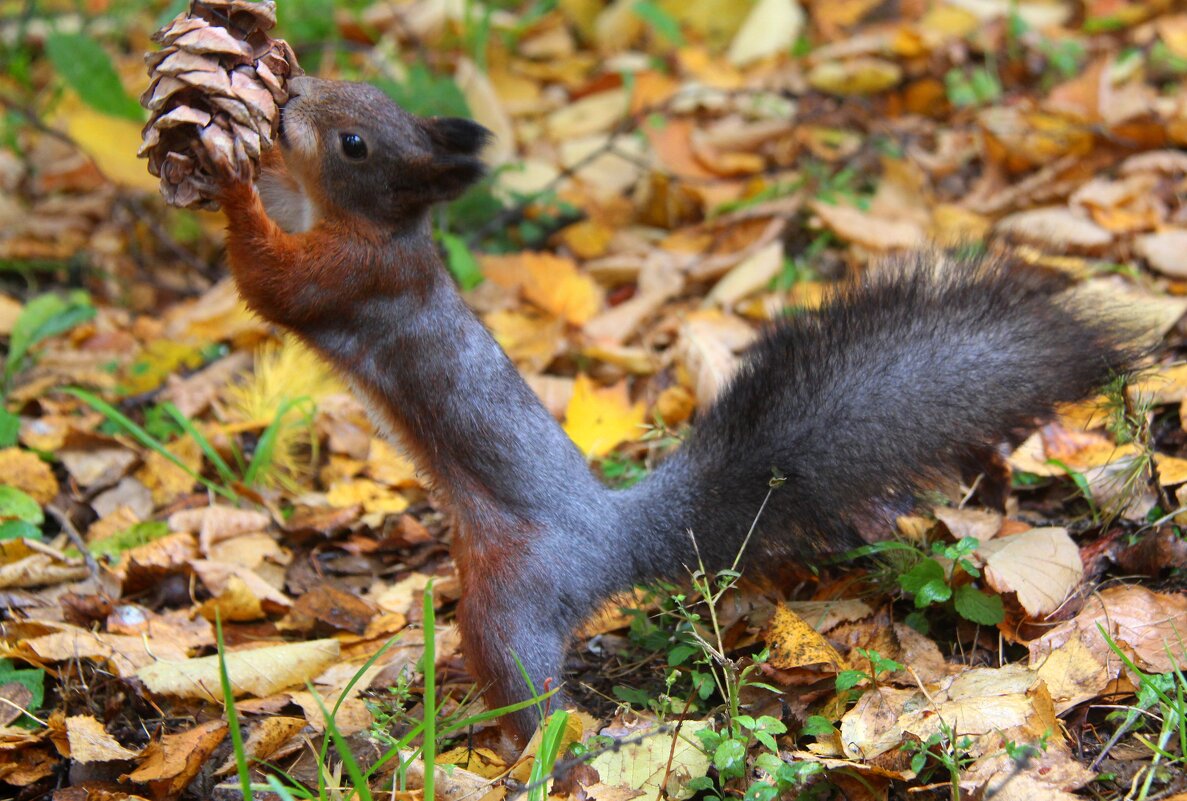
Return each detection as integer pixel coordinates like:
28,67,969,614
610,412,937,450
621,253,1143,580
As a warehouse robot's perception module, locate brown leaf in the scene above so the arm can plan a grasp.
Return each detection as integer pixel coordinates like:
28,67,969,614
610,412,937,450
1029,586,1187,675
124,720,227,796
285,584,378,635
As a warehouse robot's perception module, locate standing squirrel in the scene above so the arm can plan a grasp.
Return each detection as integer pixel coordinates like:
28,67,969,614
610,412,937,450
216,76,1139,744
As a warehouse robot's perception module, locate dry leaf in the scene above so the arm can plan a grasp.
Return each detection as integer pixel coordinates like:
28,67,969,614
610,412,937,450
1029,586,1187,675
65,715,140,763
563,374,646,458
124,720,227,796
213,716,305,777
727,0,805,66
0,448,58,505
136,638,340,700
589,720,711,801
977,527,1083,617
812,200,925,250
765,604,849,670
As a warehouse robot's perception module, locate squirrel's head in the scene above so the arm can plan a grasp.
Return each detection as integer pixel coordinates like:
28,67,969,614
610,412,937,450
279,76,490,227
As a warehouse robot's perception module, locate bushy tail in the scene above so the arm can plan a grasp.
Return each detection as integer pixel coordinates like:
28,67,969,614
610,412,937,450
623,253,1142,580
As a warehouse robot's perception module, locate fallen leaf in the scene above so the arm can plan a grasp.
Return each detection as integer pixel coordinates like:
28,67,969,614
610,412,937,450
995,207,1113,253
727,0,805,67
213,716,305,777
1134,229,1187,278
812,200,925,250
0,449,58,505
1029,586,1187,676
124,720,227,796
765,604,849,671
590,720,711,801
978,527,1084,617
563,374,646,458
65,715,140,762
135,638,340,700
807,58,903,96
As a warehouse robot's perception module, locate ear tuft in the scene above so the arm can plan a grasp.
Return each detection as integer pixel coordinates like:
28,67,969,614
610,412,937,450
426,117,492,155
429,153,487,202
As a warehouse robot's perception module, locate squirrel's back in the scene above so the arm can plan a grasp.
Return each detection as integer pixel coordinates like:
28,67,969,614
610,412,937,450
622,253,1140,579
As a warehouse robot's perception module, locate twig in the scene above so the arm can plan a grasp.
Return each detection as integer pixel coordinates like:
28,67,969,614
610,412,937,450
46,502,100,578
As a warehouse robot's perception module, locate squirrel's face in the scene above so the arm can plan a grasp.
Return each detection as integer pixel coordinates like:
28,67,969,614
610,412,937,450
280,76,490,226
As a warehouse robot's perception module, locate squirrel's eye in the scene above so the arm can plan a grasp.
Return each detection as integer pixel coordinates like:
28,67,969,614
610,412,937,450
339,132,367,160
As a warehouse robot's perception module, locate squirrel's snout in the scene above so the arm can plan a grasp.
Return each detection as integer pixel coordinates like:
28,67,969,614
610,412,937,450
286,75,316,99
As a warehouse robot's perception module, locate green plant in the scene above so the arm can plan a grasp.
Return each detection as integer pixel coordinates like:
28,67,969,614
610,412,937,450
944,65,1003,108
363,581,559,798
846,535,1004,630
68,389,314,503
1098,627,1186,800
835,648,904,697
623,470,832,800
0,658,46,728
1048,374,1161,527
217,614,254,801
633,1,684,46
900,720,976,801
2,291,96,445
0,485,44,541
773,233,827,293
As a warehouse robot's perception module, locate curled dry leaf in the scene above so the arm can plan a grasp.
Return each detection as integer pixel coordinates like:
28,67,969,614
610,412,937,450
764,604,849,671
124,720,227,796
213,716,305,777
135,638,340,700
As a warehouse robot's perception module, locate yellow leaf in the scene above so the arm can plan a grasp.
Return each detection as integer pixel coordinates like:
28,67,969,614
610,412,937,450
807,58,903,96
55,95,157,192
122,339,205,395
525,254,602,325
486,309,564,371
326,478,409,515
0,447,59,505
483,253,602,325
563,374,646,458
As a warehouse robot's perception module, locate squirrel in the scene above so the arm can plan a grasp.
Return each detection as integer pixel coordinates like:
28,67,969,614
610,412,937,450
215,75,1141,745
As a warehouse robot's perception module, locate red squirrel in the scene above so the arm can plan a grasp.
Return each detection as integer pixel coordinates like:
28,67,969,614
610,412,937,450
216,76,1139,744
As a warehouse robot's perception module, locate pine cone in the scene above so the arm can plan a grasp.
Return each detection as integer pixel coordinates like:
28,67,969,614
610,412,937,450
139,0,302,210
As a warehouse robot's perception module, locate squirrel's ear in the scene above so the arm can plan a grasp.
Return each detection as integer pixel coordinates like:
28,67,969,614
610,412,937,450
418,117,491,202
425,117,491,155
425,153,487,201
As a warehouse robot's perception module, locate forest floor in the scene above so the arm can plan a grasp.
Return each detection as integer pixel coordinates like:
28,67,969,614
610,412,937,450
1,1,1187,800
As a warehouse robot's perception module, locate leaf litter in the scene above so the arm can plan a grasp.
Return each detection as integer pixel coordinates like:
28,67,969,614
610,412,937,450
1,1,1187,800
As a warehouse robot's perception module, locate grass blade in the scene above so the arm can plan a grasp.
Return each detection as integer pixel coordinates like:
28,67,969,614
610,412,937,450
163,401,238,485
65,388,238,502
216,613,253,801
